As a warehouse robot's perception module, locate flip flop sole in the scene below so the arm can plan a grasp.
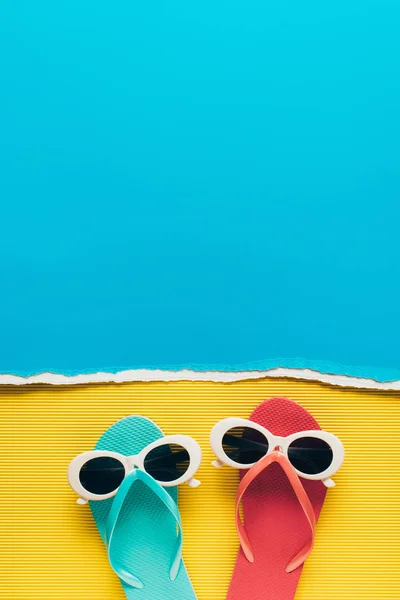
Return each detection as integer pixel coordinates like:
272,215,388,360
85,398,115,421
89,415,197,600
227,398,327,600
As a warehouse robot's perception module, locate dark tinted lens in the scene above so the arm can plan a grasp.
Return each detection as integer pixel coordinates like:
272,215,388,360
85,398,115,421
144,443,190,482
222,427,269,464
288,437,333,475
79,456,125,494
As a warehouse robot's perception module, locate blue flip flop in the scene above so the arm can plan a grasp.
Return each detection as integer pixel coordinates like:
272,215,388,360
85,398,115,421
88,415,198,600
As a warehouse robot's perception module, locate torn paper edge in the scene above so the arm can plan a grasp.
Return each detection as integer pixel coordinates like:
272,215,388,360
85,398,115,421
0,367,399,390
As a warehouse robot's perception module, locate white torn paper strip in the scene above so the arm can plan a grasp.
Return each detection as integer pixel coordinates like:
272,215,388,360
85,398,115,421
0,368,399,390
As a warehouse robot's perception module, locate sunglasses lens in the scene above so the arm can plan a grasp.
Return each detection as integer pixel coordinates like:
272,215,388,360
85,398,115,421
222,426,269,464
288,437,333,475
144,443,190,482
79,456,125,495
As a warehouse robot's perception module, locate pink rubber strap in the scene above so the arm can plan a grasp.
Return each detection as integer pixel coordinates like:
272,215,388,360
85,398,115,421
235,450,317,572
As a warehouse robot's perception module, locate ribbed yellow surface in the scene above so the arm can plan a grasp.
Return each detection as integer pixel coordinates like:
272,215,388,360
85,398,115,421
1,379,399,600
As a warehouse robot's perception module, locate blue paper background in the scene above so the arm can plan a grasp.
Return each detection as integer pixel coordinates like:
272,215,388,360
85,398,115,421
0,1,399,381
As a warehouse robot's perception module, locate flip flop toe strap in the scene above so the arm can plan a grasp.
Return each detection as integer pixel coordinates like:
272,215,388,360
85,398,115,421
235,451,316,573
105,469,183,588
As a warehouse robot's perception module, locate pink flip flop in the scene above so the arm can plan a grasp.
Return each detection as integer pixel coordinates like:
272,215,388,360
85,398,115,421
210,397,345,600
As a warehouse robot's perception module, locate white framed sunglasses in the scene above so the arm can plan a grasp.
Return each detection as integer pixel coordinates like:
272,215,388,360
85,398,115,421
68,434,202,504
210,417,344,487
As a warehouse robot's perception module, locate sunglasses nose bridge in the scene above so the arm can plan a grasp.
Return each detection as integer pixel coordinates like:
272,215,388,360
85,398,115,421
271,435,285,454
127,455,140,471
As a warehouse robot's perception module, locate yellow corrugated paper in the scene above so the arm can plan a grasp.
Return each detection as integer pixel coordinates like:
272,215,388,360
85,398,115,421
1,379,399,599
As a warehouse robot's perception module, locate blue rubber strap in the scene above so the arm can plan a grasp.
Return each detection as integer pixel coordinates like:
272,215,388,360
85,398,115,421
104,468,183,589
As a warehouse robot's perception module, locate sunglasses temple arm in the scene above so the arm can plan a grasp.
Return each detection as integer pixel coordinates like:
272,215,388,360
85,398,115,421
323,478,335,488
187,477,201,488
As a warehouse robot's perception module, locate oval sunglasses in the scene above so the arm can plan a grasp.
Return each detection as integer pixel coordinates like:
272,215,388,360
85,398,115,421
68,434,202,504
210,417,344,487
